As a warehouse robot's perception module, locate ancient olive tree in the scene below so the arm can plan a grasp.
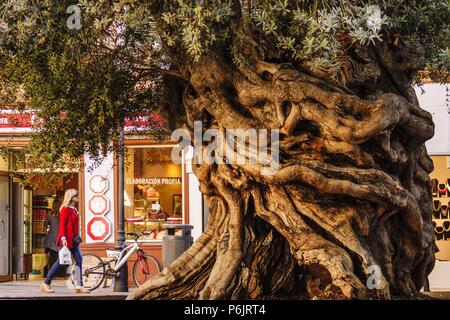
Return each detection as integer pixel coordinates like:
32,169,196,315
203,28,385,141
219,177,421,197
1,0,450,299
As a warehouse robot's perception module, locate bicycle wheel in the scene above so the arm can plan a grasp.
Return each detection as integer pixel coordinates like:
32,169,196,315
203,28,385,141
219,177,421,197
76,253,106,291
132,254,161,287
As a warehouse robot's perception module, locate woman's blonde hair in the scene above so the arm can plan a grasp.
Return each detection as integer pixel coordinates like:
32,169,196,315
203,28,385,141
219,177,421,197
60,189,78,212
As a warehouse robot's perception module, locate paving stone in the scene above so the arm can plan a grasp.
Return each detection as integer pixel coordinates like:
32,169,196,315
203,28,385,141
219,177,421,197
0,279,132,300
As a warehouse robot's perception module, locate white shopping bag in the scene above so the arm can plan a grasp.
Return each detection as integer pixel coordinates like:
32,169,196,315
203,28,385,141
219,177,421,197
58,246,72,265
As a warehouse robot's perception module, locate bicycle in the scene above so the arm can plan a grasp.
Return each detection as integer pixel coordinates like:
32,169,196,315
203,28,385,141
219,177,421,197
70,231,162,291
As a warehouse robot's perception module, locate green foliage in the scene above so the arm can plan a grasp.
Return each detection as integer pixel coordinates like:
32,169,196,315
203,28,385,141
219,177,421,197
5,148,79,189
148,0,449,76
158,0,234,60
0,0,167,170
0,0,449,170
1,0,448,78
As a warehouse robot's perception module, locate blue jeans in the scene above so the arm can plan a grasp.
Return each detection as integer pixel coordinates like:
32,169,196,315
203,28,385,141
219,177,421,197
44,246,83,286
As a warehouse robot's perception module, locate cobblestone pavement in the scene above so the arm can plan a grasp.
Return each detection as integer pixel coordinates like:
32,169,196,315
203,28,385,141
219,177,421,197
0,279,132,300
1,278,447,300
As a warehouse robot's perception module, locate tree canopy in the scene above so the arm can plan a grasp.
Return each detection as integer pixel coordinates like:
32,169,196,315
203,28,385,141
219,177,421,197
0,0,448,166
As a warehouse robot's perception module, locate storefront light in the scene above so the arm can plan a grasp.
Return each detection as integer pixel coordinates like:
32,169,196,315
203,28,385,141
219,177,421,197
167,164,180,177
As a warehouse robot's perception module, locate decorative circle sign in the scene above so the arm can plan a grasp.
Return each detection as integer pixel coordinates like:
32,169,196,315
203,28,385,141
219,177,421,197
87,217,111,241
88,194,110,215
89,175,108,194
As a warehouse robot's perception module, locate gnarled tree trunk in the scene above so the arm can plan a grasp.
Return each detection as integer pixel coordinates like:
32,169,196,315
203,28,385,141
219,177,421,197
127,36,435,300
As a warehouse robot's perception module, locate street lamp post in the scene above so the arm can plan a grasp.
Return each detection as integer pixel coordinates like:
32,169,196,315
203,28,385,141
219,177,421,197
114,127,128,292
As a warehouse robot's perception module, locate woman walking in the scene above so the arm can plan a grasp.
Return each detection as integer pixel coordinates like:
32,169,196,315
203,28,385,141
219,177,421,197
40,189,88,293
44,197,63,277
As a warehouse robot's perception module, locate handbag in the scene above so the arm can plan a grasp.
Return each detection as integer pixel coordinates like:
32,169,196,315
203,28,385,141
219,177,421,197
58,246,72,265
73,235,82,246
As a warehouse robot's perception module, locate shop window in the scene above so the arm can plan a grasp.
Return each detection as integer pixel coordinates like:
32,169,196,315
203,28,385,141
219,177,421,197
431,155,450,261
125,145,183,241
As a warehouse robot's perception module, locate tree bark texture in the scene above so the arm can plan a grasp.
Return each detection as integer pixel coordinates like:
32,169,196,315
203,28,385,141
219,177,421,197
127,36,436,300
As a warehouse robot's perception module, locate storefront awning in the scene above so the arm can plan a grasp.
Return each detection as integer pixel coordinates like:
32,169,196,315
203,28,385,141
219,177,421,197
0,110,165,135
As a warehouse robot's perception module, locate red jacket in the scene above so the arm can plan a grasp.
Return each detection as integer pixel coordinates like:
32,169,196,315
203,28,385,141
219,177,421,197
56,206,80,249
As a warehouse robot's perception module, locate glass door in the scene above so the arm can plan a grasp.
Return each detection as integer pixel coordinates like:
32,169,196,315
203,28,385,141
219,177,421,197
0,175,10,275
23,189,32,255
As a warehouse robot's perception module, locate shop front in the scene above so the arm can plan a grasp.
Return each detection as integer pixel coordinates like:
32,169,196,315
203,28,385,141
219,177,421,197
416,83,450,291
124,144,185,240
0,111,205,287
80,139,199,287
0,145,79,282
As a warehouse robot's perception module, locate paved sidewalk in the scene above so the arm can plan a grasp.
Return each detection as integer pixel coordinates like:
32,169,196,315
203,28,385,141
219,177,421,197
2,279,446,300
424,291,450,299
0,279,132,300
